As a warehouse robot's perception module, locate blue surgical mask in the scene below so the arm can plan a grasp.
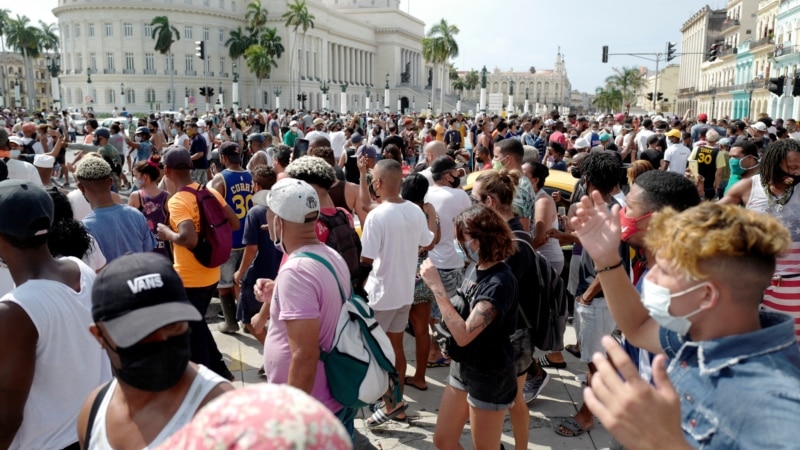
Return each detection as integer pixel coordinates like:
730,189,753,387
457,238,479,263
641,278,708,335
134,178,144,188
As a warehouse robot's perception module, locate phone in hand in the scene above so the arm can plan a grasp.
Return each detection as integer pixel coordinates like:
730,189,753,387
293,138,310,161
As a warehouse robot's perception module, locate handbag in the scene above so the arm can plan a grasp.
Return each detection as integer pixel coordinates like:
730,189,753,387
510,304,534,374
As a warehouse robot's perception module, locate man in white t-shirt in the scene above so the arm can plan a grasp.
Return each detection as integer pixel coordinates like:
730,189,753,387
635,118,655,157
2,130,41,185
0,180,111,450
417,140,447,186
329,120,346,160
661,129,691,174
360,159,434,425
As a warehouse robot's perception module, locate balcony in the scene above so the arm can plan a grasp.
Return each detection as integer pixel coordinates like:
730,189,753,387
219,72,228,77
122,69,135,74
74,69,82,74
774,43,800,58
750,36,774,50
204,71,214,77
144,69,156,75
103,69,116,74
721,17,740,34
717,44,737,58
678,87,696,96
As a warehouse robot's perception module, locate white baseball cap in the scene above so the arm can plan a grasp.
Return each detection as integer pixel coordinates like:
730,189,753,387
574,137,590,149
752,122,767,132
34,154,55,169
196,119,207,128
267,178,320,224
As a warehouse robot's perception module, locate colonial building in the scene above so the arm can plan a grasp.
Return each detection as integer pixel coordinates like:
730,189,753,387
732,0,777,120
636,64,679,114
676,6,727,117
1,51,59,111
770,0,800,118
53,0,427,114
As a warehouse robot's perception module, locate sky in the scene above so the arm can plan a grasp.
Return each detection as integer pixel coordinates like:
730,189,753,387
9,0,726,93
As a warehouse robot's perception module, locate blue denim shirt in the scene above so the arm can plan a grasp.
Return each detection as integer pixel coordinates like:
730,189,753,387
660,311,800,449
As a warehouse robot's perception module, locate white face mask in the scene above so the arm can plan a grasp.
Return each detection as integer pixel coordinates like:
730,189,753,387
9,150,20,159
641,278,708,335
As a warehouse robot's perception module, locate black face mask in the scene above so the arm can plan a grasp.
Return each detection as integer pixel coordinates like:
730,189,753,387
449,175,461,189
570,167,581,178
777,168,800,186
109,331,191,392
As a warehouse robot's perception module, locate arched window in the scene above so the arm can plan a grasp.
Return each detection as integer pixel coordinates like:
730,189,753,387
126,88,135,104
146,88,156,103
106,89,116,105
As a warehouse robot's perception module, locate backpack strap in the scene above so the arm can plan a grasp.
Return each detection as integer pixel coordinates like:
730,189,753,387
511,230,541,329
83,381,112,449
293,252,348,304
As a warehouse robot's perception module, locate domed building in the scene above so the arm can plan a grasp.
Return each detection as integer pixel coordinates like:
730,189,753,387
53,0,427,114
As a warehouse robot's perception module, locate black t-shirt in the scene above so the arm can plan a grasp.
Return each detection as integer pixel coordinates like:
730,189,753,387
640,149,663,170
444,129,462,147
459,261,518,370
382,134,405,154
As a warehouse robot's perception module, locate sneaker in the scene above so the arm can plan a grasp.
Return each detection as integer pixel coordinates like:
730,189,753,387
523,369,550,403
217,322,240,334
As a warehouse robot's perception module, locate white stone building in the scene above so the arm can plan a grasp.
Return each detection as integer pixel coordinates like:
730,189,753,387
53,0,428,114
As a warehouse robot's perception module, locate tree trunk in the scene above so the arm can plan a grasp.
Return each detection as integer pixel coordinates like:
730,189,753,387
268,72,274,110
289,32,298,109
430,63,436,112
439,63,445,114
169,50,176,111
299,31,306,111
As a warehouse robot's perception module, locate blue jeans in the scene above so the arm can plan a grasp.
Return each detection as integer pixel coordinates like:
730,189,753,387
335,406,357,441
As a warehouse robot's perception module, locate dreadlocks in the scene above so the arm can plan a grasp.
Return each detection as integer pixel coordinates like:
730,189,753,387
760,139,800,186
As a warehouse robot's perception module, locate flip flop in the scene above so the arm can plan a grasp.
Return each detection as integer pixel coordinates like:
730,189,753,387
554,417,593,437
538,355,567,369
404,376,428,391
427,357,451,368
366,403,409,428
565,344,582,359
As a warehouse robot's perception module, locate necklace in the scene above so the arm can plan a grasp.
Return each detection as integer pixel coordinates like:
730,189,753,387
766,182,794,212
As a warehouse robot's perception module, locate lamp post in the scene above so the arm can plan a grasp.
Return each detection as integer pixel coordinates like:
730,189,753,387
184,86,189,110
746,80,756,121
384,73,390,114
524,87,530,114
46,54,61,111
365,85,371,113
14,74,21,108
273,85,282,111
320,80,330,111
120,83,125,110
340,82,348,115
86,67,93,110
232,63,240,111
508,79,514,114
0,86,4,110
218,80,224,112
479,66,488,113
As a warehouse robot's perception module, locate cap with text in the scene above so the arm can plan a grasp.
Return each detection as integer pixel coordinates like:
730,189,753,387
267,178,320,224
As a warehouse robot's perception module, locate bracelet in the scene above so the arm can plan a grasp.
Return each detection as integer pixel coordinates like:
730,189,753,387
595,260,623,274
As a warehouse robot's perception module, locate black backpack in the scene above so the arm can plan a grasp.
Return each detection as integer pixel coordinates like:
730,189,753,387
317,208,362,288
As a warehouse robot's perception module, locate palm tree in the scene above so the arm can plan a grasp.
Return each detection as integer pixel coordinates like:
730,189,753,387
283,0,315,109
37,21,59,53
260,27,284,109
5,15,39,109
0,9,12,104
605,66,646,108
245,44,276,109
426,18,459,113
151,16,180,110
464,69,479,99
245,0,269,32
593,86,622,113
422,37,436,108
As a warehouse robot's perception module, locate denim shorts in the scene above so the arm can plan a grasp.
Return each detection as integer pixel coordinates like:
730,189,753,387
575,297,616,362
431,267,464,320
218,248,244,289
449,361,517,411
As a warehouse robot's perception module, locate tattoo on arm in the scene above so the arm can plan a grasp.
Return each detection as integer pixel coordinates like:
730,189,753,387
466,301,496,333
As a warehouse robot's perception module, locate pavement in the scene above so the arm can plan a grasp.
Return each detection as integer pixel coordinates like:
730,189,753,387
207,299,618,450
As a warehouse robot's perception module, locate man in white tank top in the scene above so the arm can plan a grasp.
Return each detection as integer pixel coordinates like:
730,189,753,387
0,180,112,450
77,253,234,450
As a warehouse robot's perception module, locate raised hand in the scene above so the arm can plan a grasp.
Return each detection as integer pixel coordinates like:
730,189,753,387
569,190,622,267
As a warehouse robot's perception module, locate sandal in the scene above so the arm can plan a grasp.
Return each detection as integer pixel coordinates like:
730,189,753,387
538,355,567,369
565,344,582,359
554,417,593,437
366,403,409,428
404,376,428,391
426,357,451,368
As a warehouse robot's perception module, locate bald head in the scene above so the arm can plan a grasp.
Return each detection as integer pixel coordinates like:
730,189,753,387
309,136,331,150
374,159,403,195
423,140,446,164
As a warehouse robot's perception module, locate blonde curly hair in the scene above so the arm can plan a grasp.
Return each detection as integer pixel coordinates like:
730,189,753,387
645,203,790,283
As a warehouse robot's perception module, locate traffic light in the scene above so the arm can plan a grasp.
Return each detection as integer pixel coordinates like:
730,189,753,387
199,86,206,96
195,41,205,60
708,43,719,62
769,76,786,96
657,92,664,101
647,93,654,101
208,87,214,97
297,94,302,101
302,93,308,102
602,45,609,63
666,42,677,62
793,75,800,97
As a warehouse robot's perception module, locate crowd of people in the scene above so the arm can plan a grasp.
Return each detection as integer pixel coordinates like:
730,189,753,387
0,101,799,449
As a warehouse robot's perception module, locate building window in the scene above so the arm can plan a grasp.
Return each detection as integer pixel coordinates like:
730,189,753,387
203,27,209,41
205,58,211,74
76,53,83,72
219,57,224,74
146,88,156,103
88,23,94,37
185,54,194,72
145,53,155,71
167,54,175,72
105,23,113,37
144,23,153,38
75,24,80,37
125,52,135,70
106,53,115,71
107,89,115,105
167,88,173,103
219,0,224,8
127,89,135,104
231,1,236,11
184,26,192,39
124,23,133,37
219,28,224,43
90,53,97,71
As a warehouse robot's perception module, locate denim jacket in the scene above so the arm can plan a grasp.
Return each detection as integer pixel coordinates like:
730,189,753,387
660,311,800,449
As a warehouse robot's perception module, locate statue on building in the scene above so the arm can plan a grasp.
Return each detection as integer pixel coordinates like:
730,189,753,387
401,62,410,83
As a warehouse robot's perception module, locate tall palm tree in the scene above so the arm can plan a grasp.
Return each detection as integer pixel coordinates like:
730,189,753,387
422,37,438,110
260,27,284,109
245,44,276,109
426,18,459,113
37,21,59,53
605,66,646,108
151,16,180,110
464,69,479,99
593,85,622,113
245,0,269,32
283,0,315,109
5,15,39,109
0,9,12,104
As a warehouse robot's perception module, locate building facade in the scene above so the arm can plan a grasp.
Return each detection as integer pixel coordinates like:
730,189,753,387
636,64,679,114
1,52,60,111
676,6,727,117
53,0,427,114
770,0,800,119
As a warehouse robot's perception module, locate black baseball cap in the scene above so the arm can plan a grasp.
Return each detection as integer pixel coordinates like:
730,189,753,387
92,253,201,348
0,180,53,238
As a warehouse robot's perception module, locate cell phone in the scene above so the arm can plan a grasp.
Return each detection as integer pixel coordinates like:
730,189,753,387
293,138,310,161
688,160,699,179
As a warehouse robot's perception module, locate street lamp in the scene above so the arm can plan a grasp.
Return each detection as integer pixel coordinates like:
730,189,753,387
232,63,240,111
385,73,390,89
365,85,371,113
384,74,390,113
120,82,125,109
46,54,61,111
746,80,756,121
14,73,21,108
320,80,330,110
273,85,282,111
86,67,93,109
232,63,239,83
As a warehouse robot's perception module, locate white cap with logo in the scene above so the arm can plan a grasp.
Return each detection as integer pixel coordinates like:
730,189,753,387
267,178,320,223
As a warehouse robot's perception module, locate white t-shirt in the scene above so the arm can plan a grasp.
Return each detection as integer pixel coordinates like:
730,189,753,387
361,200,434,311
304,130,330,145
663,143,692,174
4,257,112,450
635,129,655,154
202,131,212,160
176,133,190,150
425,185,471,269
68,189,92,220
6,158,42,185
330,131,346,159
